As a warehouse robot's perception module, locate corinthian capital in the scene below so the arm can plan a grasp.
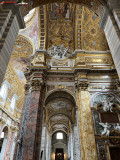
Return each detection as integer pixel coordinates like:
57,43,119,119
75,80,89,91
24,83,30,95
30,78,44,91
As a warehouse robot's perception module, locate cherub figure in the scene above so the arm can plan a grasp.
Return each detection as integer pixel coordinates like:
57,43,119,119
99,122,111,136
101,96,114,112
114,123,120,131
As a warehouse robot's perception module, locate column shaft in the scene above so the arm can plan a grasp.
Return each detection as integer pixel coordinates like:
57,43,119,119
22,85,45,160
77,88,97,160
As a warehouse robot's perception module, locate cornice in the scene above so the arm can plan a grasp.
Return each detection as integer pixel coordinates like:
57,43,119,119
24,66,117,78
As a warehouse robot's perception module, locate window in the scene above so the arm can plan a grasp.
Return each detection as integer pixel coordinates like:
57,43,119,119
56,132,63,140
0,84,6,99
10,94,17,112
0,132,4,139
0,80,10,104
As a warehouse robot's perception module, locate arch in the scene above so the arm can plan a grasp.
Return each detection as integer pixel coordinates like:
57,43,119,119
90,92,120,107
30,0,107,10
47,112,73,124
12,34,35,57
0,126,9,160
50,122,69,131
45,90,76,106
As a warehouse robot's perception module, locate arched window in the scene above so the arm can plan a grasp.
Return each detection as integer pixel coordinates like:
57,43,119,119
0,80,10,105
10,94,17,113
56,132,63,140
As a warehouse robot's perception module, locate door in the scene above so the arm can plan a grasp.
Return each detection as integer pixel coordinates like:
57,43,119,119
55,148,64,160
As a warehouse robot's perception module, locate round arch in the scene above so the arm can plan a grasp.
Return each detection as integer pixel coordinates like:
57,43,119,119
29,0,107,9
12,34,35,57
47,112,73,124
90,92,120,107
50,122,69,131
45,90,76,106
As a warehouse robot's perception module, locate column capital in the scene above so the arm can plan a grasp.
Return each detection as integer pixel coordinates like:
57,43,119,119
116,79,120,88
24,83,30,95
75,80,89,91
30,78,44,91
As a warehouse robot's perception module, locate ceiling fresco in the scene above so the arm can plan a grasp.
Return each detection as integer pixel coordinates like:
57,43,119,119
26,0,106,16
10,35,33,84
50,3,71,19
50,114,69,121
10,57,31,84
47,2,74,51
19,10,39,50
47,98,73,110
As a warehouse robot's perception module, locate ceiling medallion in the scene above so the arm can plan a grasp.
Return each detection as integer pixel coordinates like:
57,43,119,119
48,45,71,60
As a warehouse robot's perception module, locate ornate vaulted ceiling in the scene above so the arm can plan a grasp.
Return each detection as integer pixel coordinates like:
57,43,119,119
9,1,110,94
39,2,109,51
25,0,107,15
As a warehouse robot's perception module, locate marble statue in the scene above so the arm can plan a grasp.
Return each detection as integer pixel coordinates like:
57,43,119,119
101,97,114,112
48,45,70,59
114,123,120,131
99,122,111,136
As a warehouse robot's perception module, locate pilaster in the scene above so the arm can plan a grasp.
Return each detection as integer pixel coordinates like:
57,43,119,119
75,79,97,160
22,77,45,160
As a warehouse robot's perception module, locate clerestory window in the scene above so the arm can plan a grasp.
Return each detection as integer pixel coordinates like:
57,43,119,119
0,80,10,105
56,132,63,140
10,94,17,113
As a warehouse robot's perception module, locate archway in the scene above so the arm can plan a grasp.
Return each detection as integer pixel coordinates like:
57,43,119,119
0,126,8,160
40,91,81,160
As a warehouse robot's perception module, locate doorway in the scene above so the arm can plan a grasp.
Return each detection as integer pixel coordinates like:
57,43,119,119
55,148,64,160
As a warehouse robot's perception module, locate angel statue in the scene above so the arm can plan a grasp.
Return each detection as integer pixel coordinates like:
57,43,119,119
99,122,111,136
101,96,114,112
114,123,120,131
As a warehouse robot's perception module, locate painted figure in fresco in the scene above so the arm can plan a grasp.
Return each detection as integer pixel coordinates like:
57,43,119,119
101,97,114,112
114,123,120,131
99,123,111,136
54,3,69,18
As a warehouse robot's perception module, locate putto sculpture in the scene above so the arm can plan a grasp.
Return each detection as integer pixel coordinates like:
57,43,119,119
101,97,114,112
114,123,120,131
48,45,71,59
99,122,111,136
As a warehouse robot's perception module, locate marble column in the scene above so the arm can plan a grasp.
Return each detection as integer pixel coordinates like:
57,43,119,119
100,0,120,78
22,78,45,160
13,83,30,160
0,4,25,86
73,109,81,160
76,80,97,160
70,132,74,160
